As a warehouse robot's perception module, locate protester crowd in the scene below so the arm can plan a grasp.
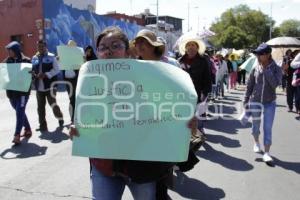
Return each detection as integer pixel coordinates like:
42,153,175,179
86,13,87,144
2,26,300,200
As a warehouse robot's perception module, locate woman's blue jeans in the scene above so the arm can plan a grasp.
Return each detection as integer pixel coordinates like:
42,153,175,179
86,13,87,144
9,96,31,136
250,101,276,146
90,164,156,200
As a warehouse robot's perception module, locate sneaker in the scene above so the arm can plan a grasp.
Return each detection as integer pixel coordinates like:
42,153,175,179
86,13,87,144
253,143,261,153
36,126,48,132
12,135,21,145
263,153,273,163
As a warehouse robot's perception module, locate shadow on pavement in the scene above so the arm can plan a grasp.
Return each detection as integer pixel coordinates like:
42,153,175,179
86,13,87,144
213,100,235,105
196,143,254,171
229,90,245,96
39,127,69,143
208,103,237,116
276,104,286,108
254,158,275,167
170,171,225,200
0,139,47,159
205,100,251,134
205,117,251,135
222,96,241,102
271,157,300,174
206,134,241,148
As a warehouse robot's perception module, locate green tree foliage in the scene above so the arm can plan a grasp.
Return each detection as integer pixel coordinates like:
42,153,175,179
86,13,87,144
272,27,281,38
279,20,300,37
210,4,272,49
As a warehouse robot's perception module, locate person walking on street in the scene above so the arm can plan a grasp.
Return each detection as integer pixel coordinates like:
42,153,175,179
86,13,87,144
291,50,300,115
70,27,195,200
178,36,212,137
229,54,238,90
282,49,298,112
84,45,98,61
243,43,282,164
215,53,228,99
134,29,185,200
4,41,32,144
32,40,64,131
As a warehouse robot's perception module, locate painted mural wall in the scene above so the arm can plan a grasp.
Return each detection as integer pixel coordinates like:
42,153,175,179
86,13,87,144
43,0,142,53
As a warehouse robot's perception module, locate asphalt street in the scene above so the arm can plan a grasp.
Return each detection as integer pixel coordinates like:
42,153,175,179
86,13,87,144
0,88,299,200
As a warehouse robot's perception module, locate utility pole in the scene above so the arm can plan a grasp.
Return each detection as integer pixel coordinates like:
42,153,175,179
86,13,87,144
156,0,159,33
187,1,190,31
269,2,272,39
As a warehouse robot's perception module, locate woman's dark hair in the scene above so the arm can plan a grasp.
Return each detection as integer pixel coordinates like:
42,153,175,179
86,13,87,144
37,40,47,45
292,50,300,58
96,26,129,50
84,45,97,61
285,49,292,56
154,46,165,58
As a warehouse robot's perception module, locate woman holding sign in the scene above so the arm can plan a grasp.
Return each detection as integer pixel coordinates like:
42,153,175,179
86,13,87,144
70,27,176,200
133,29,175,200
4,41,32,145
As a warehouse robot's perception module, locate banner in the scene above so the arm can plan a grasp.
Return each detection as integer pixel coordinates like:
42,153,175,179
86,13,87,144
72,59,197,162
57,45,84,70
0,63,32,92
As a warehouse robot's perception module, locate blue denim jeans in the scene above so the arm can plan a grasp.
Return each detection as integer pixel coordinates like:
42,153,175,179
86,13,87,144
249,101,276,146
295,86,300,111
9,96,31,136
90,164,156,200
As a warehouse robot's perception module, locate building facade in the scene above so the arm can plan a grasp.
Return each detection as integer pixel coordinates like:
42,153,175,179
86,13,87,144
0,0,43,60
0,0,141,60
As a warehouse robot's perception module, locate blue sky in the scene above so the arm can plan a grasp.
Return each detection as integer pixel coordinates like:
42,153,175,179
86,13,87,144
96,0,300,32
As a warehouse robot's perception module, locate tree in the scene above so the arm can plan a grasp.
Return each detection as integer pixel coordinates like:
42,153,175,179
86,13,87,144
210,4,273,49
279,19,300,37
219,26,248,48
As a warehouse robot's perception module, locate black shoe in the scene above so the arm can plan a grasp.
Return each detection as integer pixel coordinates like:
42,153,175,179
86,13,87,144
59,120,64,127
36,126,48,132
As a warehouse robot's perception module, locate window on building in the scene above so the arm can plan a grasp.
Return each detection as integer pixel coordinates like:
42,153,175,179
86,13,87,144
10,35,24,51
10,35,23,43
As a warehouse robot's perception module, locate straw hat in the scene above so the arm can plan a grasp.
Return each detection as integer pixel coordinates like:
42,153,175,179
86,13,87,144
179,38,206,55
67,40,77,47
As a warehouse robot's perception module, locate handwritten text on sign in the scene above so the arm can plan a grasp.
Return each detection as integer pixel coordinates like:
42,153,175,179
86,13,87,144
72,59,197,162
